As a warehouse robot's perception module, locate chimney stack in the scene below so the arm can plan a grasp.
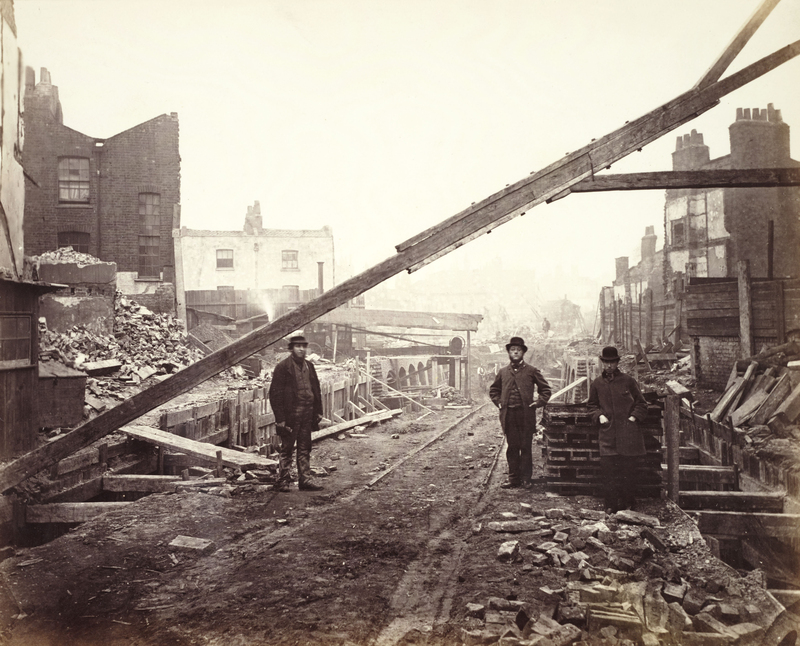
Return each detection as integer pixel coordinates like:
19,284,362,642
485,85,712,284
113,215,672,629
615,256,629,282
641,226,657,264
672,129,709,170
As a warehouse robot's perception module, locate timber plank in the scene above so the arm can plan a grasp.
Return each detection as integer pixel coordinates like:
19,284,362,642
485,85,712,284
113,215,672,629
751,374,792,426
1,37,797,495
678,465,737,485
26,502,132,524
103,475,182,493
709,377,744,422
731,389,771,427
121,426,277,470
694,511,800,540
679,491,784,512
311,409,402,441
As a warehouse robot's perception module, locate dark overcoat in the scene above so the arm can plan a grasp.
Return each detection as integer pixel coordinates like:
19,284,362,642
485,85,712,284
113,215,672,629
489,362,552,433
587,370,649,456
268,355,323,431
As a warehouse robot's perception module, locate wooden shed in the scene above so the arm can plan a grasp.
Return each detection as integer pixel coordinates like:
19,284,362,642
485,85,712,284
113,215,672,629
37,362,87,429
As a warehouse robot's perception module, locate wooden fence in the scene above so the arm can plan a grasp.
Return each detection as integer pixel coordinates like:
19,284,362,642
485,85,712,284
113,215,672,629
599,288,684,351
159,371,377,451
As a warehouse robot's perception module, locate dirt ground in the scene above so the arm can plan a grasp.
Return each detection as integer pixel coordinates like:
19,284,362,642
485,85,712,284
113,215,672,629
0,390,785,646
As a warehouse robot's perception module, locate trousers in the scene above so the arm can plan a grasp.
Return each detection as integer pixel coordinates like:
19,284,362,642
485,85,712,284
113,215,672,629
504,407,533,485
278,403,315,486
600,454,642,511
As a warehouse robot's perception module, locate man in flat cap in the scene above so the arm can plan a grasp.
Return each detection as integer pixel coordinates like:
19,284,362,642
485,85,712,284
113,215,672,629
268,335,324,492
489,336,552,489
587,346,649,513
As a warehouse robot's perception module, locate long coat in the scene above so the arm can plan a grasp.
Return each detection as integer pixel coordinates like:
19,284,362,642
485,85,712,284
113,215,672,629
587,370,649,456
489,362,552,433
268,355,323,431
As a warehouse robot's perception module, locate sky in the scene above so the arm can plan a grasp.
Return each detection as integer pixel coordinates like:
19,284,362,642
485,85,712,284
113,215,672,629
13,0,800,293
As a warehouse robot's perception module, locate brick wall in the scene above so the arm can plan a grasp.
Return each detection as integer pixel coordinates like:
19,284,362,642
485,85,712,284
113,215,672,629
23,72,180,279
693,335,740,389
132,282,176,315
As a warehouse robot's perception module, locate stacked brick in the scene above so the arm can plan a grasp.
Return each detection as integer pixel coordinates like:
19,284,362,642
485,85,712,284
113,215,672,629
542,398,664,496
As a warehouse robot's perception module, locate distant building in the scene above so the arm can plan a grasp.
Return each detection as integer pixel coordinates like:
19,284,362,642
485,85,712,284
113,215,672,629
22,68,180,306
176,201,335,327
600,105,800,347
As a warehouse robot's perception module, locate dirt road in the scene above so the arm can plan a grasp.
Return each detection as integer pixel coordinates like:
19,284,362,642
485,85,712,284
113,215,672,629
0,397,772,645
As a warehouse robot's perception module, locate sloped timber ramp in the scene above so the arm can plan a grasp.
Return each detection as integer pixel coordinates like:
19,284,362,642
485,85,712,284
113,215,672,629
121,426,278,471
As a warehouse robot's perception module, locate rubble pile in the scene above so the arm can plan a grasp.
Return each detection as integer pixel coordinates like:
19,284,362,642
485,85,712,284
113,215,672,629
468,504,777,645
39,293,206,400
431,385,470,405
711,342,800,438
31,246,106,268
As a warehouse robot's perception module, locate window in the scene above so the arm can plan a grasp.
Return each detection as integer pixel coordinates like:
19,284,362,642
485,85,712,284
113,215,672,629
0,315,31,368
58,157,90,202
57,231,90,254
671,220,685,247
282,250,299,270
282,285,300,301
138,193,161,278
216,249,234,269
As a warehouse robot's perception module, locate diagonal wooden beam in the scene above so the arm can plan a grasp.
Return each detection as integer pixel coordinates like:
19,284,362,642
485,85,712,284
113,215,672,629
401,38,800,273
1,38,798,495
694,0,783,90
568,167,800,192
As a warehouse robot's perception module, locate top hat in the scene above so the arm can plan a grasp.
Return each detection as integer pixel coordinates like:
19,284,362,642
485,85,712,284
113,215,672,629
288,335,309,348
599,346,621,362
506,336,528,353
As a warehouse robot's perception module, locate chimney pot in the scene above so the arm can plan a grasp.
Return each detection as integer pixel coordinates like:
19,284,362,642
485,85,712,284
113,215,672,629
736,107,744,120
743,108,751,119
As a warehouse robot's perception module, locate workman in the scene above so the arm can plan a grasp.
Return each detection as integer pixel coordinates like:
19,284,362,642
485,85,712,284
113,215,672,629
268,335,325,492
489,336,552,489
587,346,649,513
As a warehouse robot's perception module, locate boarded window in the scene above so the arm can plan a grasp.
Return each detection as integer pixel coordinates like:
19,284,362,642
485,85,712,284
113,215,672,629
671,220,685,247
57,231,90,254
58,158,90,202
138,193,161,278
282,250,298,270
216,249,234,269
0,315,31,368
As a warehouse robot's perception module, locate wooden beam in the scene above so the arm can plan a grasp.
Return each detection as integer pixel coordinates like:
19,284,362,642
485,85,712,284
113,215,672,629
26,502,132,524
400,39,800,272
317,308,482,332
694,0,783,90
678,465,737,485
679,491,784,512
694,510,800,540
569,167,800,192
665,395,681,502
1,37,797,496
311,409,402,441
121,426,278,471
739,260,755,358
102,475,182,493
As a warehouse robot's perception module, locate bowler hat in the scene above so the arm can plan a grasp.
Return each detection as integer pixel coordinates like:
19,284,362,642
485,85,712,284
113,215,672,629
599,346,621,362
506,336,528,352
288,335,309,348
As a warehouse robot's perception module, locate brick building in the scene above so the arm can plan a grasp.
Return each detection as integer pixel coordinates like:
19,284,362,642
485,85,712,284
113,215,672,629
599,104,800,359
22,67,180,306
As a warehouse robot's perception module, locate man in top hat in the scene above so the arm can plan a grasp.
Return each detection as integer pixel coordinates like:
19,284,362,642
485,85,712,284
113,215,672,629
268,335,324,492
587,346,649,513
489,336,552,489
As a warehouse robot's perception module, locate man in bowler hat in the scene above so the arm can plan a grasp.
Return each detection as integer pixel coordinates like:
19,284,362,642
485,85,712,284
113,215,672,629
489,337,552,489
587,346,649,512
268,335,324,492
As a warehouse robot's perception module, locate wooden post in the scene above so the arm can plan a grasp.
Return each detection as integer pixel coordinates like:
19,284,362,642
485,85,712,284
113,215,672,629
767,219,774,280
644,288,653,348
365,351,372,404
637,291,642,345
466,330,472,403
775,280,785,344
98,443,108,468
599,292,606,343
627,299,633,351
665,394,681,502
172,204,187,325
738,260,754,358
332,324,338,363
216,450,223,477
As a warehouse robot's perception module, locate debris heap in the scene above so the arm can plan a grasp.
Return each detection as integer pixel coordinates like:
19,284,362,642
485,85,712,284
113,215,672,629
39,293,206,400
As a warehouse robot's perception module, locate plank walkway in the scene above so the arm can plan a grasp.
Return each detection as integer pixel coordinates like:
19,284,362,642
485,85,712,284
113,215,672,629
121,426,278,470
